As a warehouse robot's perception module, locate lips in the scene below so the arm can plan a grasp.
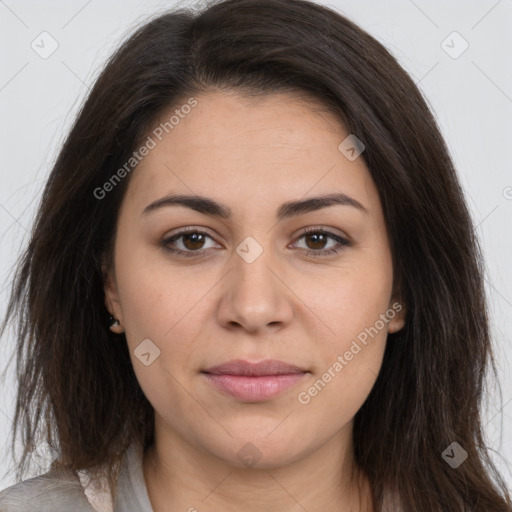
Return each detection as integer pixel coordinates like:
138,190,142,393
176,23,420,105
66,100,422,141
202,359,307,376
201,359,309,402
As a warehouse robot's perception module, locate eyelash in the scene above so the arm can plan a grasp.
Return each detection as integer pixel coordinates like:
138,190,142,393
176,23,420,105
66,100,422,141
161,227,350,259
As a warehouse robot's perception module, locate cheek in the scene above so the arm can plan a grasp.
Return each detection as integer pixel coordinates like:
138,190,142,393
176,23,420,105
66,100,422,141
113,239,187,342
113,243,209,395
303,249,394,352
296,311,389,433
294,248,392,413
295,337,386,450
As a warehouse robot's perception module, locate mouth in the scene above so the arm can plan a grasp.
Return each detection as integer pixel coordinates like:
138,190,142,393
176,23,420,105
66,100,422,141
201,359,309,402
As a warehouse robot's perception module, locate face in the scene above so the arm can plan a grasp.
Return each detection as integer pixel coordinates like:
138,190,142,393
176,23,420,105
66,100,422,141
103,90,405,469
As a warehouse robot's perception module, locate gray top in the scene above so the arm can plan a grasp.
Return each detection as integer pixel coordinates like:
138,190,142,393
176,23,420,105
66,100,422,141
0,442,154,512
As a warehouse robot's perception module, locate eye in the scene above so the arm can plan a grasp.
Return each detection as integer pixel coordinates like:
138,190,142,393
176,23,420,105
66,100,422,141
161,227,350,258
161,228,219,258
291,227,350,257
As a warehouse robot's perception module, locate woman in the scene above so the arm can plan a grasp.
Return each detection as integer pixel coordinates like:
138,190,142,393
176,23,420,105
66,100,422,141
0,0,510,510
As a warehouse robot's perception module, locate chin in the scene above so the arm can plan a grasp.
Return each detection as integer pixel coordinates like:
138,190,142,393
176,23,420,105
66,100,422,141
205,432,311,470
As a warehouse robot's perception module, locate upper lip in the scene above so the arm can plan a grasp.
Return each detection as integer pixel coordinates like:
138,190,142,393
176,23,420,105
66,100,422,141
202,359,307,376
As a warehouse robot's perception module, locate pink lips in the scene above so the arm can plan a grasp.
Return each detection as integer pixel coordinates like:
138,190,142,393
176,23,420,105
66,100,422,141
202,359,308,402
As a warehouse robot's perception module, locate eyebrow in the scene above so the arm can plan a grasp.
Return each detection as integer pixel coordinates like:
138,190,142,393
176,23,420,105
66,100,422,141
141,192,369,220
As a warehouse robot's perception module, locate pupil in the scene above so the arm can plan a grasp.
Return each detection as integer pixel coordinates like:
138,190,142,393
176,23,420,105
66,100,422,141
185,233,204,250
308,233,325,249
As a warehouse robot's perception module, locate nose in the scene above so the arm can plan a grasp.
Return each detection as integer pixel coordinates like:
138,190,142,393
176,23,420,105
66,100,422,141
216,245,294,334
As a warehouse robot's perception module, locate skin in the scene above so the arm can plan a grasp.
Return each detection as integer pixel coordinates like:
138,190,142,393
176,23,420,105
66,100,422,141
103,90,406,512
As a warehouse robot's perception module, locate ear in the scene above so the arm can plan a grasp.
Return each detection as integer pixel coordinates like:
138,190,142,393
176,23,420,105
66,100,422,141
387,297,406,334
102,256,124,329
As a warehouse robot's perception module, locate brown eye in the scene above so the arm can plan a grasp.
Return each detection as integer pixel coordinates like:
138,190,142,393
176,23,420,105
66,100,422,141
303,232,329,250
181,232,207,250
162,229,219,258
161,227,350,259
293,228,350,257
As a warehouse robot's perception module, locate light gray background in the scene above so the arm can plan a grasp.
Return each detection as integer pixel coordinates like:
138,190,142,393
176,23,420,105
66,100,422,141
1,0,511,491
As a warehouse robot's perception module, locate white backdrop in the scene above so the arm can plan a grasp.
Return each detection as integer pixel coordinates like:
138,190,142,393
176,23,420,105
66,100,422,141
1,0,511,491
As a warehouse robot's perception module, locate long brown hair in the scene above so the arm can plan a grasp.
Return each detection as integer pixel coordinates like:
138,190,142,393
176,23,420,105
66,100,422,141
1,0,510,509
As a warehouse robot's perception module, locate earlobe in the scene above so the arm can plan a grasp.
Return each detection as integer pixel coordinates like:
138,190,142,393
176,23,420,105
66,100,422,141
388,318,405,334
387,300,406,334
108,314,124,334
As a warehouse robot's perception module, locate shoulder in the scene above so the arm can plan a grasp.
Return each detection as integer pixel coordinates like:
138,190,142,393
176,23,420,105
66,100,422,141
0,469,95,512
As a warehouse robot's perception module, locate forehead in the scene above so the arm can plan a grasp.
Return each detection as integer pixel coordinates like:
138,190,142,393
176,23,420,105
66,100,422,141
122,90,378,217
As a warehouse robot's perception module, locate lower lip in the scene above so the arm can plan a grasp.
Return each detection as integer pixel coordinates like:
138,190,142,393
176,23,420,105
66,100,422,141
202,373,307,401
